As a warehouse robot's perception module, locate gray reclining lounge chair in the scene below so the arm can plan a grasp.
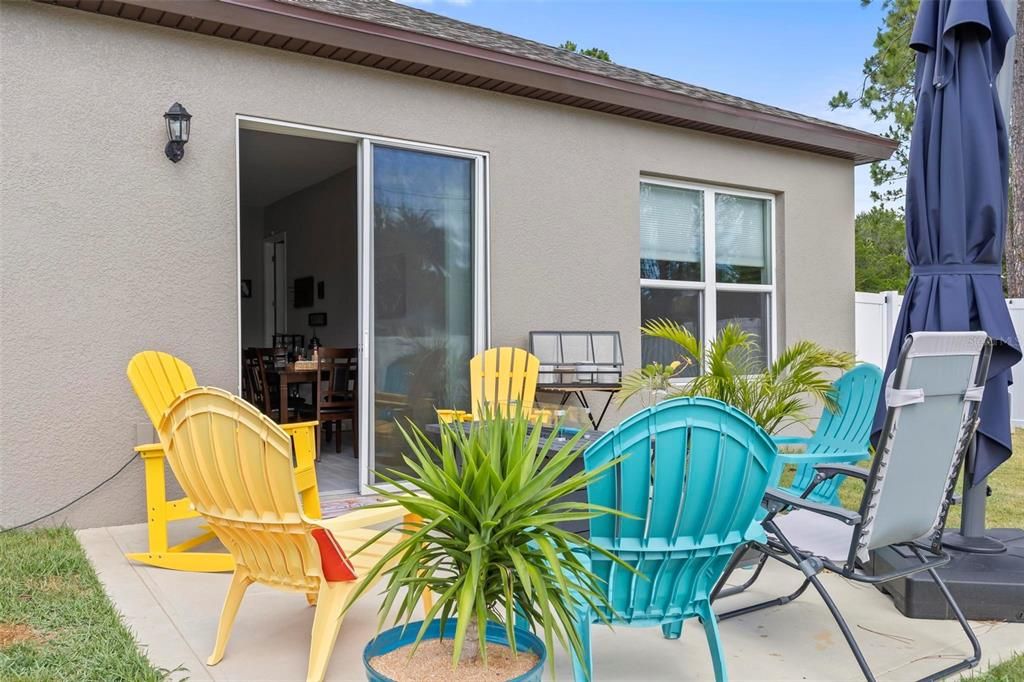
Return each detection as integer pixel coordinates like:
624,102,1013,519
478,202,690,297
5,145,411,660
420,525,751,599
713,331,991,681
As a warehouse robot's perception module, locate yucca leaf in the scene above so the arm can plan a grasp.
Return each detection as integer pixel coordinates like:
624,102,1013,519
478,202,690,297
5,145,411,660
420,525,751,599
500,567,517,657
450,547,481,665
352,411,637,677
475,580,489,664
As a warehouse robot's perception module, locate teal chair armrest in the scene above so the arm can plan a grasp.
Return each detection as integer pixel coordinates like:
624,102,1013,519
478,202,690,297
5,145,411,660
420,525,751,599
775,450,870,466
771,435,812,448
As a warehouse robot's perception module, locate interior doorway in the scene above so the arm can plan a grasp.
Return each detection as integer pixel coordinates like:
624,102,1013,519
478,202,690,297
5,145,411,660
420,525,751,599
263,234,287,342
239,127,360,493
237,117,488,497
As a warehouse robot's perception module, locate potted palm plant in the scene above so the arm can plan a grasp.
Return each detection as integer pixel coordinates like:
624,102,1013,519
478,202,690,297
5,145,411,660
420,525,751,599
620,321,854,432
347,411,628,682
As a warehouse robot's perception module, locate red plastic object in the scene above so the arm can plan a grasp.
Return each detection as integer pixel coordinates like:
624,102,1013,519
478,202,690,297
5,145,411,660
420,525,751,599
311,528,358,582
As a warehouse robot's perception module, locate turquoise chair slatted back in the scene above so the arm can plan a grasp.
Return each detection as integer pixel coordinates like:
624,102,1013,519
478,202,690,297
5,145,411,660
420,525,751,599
583,397,777,625
786,364,883,505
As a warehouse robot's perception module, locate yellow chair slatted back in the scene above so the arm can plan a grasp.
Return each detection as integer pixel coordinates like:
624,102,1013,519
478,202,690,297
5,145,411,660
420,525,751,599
469,347,540,419
127,351,198,427
158,386,323,591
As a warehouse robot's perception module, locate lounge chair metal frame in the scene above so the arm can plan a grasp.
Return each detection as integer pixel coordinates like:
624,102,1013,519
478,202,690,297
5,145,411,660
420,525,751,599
713,332,992,682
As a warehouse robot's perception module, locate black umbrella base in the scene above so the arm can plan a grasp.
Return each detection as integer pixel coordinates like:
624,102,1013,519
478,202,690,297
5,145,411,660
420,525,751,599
864,529,1024,622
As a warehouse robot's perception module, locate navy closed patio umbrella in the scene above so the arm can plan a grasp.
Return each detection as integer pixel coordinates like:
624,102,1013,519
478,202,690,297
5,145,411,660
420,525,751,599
873,0,1018,502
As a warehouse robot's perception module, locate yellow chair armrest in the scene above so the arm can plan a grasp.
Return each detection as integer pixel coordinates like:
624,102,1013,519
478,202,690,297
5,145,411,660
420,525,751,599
282,421,318,471
281,420,318,433
293,465,318,492
134,442,165,457
318,504,408,534
526,407,555,424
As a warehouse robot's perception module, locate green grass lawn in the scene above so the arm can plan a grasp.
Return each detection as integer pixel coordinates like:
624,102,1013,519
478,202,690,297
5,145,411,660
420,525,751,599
972,653,1024,681
782,429,1024,528
0,527,167,681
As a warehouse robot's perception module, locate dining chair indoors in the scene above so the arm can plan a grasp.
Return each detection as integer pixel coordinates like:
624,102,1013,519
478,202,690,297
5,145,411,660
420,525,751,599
241,347,274,416
317,347,358,456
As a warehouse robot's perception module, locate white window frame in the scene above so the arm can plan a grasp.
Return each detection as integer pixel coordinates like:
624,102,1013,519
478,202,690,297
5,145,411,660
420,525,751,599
639,176,777,368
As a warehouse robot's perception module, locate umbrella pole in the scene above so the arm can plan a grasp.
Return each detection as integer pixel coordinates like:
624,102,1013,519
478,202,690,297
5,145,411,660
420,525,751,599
943,438,1007,553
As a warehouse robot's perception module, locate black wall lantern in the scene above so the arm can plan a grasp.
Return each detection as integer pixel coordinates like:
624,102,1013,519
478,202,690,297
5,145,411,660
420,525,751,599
163,102,192,163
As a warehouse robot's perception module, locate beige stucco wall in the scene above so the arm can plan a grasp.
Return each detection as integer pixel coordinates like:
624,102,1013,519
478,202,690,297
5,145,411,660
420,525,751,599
0,2,855,529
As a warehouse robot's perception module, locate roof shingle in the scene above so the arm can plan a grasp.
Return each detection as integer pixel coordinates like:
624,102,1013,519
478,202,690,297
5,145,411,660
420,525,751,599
275,0,879,141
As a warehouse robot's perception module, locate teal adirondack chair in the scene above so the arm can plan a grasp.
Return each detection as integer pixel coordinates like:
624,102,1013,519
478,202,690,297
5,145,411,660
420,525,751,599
574,397,777,681
772,364,883,506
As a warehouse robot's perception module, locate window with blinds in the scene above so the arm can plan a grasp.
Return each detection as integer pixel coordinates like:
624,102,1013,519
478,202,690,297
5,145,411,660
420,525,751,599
639,178,774,369
715,193,770,284
640,183,703,281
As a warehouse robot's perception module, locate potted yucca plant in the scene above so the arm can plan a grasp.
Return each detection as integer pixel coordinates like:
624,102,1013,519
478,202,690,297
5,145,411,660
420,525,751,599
347,410,628,682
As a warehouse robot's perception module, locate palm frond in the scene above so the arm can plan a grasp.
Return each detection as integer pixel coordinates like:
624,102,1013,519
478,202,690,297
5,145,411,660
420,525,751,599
640,318,701,362
628,322,854,434
616,360,686,407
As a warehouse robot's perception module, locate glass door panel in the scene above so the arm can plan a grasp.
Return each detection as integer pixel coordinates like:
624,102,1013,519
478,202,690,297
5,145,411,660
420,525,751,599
370,145,475,483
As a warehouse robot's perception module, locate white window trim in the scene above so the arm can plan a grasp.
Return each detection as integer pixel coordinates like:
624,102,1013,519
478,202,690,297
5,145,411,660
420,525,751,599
640,176,778,367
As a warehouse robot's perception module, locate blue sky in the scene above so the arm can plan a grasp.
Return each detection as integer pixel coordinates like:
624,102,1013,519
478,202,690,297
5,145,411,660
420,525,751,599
401,0,890,213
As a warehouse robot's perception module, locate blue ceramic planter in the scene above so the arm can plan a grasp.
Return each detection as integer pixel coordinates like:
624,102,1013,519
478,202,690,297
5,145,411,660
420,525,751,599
363,619,546,682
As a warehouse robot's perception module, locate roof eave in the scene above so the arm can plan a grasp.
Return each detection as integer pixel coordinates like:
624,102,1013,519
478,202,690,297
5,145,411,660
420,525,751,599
48,0,899,164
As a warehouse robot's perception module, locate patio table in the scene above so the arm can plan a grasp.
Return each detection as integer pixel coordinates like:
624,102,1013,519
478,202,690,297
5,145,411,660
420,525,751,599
536,383,620,430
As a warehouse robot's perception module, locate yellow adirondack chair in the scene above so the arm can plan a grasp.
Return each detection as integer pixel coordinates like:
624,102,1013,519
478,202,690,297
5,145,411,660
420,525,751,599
468,347,541,419
126,351,321,572
158,386,414,682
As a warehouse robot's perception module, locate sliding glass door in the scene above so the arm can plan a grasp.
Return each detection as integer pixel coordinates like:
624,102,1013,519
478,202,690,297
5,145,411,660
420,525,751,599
362,143,484,487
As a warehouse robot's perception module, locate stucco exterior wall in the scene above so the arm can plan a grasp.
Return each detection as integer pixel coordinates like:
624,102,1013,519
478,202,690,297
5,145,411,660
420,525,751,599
0,2,855,529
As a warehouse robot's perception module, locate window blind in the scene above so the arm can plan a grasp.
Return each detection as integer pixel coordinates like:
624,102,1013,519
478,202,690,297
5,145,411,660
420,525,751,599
715,194,768,268
640,183,703,264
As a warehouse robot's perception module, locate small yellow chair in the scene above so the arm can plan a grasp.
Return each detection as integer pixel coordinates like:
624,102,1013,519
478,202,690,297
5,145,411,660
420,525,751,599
126,351,321,572
158,386,415,682
468,347,540,419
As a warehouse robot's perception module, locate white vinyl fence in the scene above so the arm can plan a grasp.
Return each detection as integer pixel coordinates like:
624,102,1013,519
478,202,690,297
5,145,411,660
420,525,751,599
855,291,1024,427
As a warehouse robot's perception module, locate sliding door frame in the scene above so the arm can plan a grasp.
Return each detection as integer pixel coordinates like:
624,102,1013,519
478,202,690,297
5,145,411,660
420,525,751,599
358,138,489,494
235,115,490,495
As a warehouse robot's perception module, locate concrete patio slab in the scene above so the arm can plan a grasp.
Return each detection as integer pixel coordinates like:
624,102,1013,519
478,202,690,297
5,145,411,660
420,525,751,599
79,520,1022,681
